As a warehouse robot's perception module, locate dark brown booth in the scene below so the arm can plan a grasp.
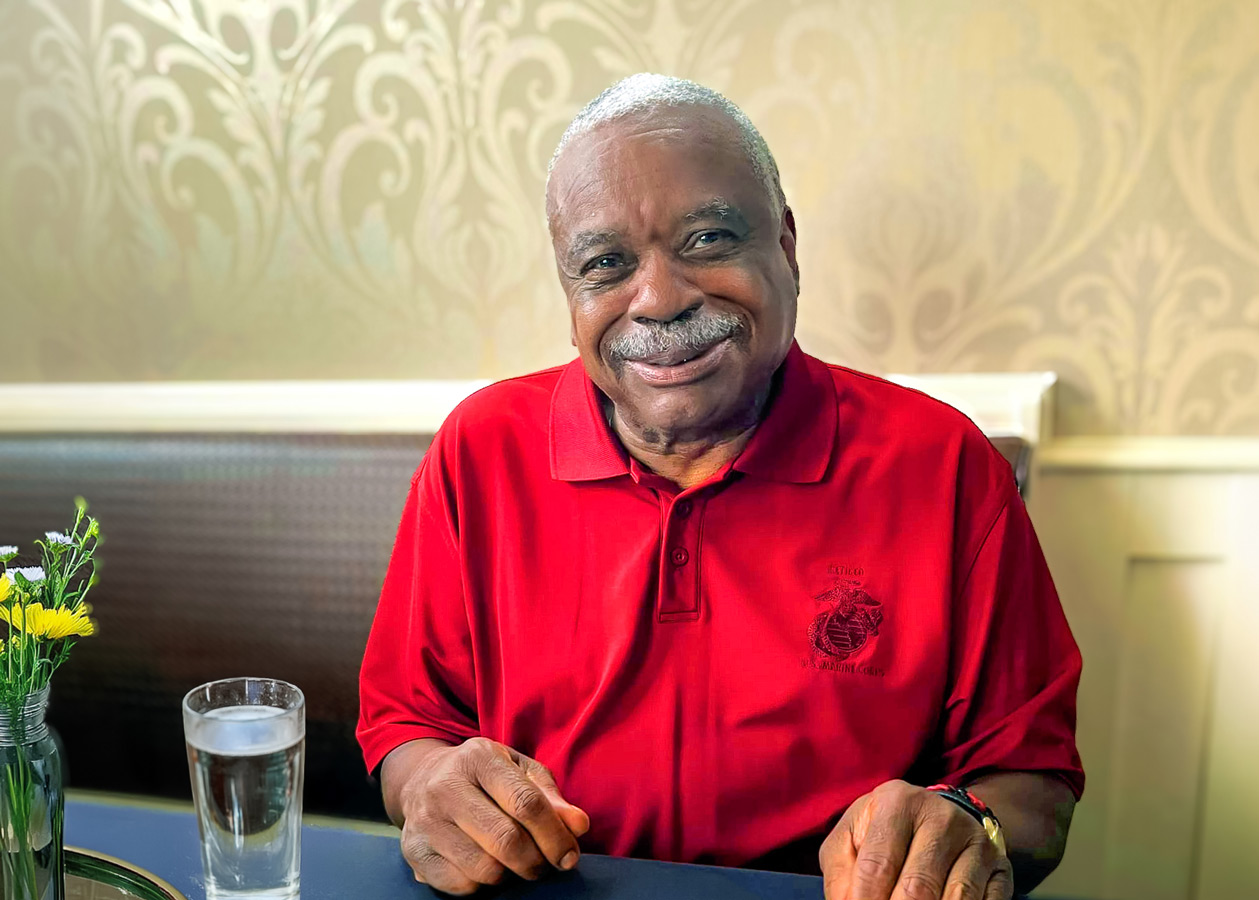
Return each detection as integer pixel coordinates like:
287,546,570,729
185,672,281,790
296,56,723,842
0,433,429,819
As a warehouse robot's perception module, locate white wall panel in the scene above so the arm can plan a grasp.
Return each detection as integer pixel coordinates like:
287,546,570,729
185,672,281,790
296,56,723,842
1103,560,1224,900
1032,457,1259,900
1193,479,1259,900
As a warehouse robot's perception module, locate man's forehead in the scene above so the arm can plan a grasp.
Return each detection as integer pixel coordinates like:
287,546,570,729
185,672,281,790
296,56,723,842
548,112,763,239
555,103,746,166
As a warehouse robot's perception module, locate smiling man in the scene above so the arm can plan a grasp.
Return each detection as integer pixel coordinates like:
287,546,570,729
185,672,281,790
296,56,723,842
358,74,1083,900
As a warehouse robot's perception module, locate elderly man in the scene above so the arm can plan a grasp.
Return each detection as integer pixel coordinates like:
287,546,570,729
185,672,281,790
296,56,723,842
358,74,1082,900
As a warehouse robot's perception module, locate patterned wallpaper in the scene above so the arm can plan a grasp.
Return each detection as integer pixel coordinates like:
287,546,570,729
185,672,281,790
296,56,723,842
1,0,1257,435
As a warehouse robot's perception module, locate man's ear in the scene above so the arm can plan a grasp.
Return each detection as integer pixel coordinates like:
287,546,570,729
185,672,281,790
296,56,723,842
779,206,800,295
567,294,579,347
556,258,579,348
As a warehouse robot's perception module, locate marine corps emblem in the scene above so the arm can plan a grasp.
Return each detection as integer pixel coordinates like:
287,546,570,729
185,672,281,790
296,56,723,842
809,579,883,660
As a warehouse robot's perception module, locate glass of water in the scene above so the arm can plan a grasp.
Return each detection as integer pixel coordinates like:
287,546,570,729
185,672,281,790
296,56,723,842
183,678,305,900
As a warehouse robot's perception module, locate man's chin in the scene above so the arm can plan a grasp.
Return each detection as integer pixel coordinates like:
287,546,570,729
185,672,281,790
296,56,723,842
617,391,742,442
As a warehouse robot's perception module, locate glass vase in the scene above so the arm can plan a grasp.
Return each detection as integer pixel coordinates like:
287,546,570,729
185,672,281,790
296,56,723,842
0,687,63,900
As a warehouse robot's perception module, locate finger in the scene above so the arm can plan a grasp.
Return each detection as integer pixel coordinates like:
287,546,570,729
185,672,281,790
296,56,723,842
940,841,996,900
982,859,1014,900
423,813,513,888
852,795,877,849
891,804,975,900
400,829,479,896
475,750,583,871
821,795,886,900
820,817,859,900
850,792,915,900
515,753,591,837
449,781,550,880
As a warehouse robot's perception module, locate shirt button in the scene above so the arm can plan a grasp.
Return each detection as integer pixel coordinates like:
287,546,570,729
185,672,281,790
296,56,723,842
670,547,689,566
675,500,693,518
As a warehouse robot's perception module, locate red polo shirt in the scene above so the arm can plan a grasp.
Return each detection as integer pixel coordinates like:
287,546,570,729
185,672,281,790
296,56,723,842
357,343,1083,871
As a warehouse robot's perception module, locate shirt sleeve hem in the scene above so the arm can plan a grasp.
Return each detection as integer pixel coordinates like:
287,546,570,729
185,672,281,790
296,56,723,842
942,763,1086,802
359,724,476,775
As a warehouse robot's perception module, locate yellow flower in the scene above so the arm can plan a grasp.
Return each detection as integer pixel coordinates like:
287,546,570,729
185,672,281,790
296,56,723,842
41,606,96,638
0,574,9,602
0,603,95,639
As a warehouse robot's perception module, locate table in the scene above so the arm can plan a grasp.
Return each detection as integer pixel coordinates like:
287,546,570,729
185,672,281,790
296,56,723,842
65,796,824,899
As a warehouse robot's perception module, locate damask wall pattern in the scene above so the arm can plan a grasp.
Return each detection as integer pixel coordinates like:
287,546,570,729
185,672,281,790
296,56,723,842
1,0,1257,435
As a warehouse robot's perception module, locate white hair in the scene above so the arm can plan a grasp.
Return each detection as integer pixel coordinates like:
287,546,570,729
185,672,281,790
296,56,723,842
547,73,785,216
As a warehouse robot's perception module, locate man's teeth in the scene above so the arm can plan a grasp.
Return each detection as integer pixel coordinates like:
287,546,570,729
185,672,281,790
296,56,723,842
672,348,707,365
638,341,721,366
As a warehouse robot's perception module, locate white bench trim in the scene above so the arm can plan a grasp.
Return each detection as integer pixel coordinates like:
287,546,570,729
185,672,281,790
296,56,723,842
0,380,492,435
0,370,1057,441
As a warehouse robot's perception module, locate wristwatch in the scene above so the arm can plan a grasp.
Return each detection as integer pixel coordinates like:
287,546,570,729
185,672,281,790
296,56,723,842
925,784,1007,857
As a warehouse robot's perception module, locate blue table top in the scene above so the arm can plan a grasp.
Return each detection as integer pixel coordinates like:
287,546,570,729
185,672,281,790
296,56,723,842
65,797,824,899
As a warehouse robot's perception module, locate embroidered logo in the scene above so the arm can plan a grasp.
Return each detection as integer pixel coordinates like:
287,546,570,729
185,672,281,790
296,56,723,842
808,577,883,662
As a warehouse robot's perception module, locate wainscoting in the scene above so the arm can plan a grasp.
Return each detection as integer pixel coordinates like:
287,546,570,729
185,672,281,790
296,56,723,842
1031,441,1259,900
2,378,1255,896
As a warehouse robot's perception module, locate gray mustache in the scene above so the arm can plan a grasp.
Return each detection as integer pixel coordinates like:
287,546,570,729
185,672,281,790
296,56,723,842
605,311,743,363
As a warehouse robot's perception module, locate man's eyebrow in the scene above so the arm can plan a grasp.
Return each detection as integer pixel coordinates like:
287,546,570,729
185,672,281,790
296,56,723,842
565,230,621,266
683,199,749,229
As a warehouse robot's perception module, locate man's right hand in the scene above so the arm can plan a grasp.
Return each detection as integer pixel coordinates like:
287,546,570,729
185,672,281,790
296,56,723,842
382,737,591,895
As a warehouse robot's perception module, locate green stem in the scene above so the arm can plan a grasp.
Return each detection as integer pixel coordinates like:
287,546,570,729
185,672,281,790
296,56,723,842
2,743,39,899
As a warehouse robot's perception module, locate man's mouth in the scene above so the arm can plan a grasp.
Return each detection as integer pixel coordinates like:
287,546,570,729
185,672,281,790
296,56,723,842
621,337,732,386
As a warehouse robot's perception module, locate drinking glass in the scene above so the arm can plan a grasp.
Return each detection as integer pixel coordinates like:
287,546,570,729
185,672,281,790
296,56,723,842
183,678,305,900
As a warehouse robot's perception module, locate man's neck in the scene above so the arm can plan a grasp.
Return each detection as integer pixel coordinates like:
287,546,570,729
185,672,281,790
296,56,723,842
607,400,768,491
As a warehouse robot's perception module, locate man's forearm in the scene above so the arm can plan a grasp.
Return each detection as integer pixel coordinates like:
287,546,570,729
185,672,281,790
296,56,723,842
967,772,1076,894
380,738,454,827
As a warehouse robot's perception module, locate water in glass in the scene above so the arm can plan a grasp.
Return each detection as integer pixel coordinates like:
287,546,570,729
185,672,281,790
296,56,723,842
184,680,304,900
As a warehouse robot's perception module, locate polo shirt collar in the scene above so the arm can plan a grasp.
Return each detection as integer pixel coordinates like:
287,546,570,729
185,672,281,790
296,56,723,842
549,341,836,484
549,359,630,481
732,342,837,483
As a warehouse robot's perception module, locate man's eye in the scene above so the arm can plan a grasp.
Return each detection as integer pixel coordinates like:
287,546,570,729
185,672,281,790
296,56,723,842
584,255,622,273
693,230,730,248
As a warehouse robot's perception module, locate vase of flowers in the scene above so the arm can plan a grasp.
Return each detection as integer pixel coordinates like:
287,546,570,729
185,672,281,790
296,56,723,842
0,500,99,900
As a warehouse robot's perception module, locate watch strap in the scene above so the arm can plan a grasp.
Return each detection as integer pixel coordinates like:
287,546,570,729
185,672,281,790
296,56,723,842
925,784,1007,856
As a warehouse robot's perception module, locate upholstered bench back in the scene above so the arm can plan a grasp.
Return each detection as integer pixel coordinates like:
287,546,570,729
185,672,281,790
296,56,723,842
0,433,428,818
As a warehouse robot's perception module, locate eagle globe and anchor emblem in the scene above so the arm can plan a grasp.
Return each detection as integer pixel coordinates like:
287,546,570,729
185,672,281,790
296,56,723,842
809,578,884,660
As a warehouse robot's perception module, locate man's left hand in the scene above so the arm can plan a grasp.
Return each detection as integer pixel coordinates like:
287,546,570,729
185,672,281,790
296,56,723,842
820,780,1013,900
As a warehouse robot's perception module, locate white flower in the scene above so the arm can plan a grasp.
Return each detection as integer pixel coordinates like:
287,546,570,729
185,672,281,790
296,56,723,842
0,546,16,556
44,531,73,545
7,566,45,583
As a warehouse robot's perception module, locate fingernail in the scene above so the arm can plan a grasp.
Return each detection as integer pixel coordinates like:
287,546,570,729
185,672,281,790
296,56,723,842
560,850,579,870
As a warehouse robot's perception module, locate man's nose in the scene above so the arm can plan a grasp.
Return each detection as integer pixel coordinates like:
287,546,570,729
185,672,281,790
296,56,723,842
627,253,703,325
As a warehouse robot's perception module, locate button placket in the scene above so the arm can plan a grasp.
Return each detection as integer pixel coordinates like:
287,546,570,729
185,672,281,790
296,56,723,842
658,494,703,621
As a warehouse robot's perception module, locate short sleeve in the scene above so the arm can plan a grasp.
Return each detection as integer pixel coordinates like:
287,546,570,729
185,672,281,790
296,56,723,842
936,479,1085,798
356,440,480,774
